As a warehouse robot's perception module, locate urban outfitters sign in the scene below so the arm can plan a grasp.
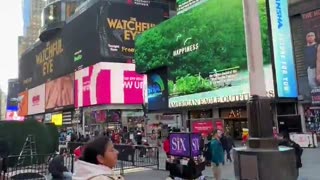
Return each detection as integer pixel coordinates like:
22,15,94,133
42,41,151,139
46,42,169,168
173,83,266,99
169,133,201,157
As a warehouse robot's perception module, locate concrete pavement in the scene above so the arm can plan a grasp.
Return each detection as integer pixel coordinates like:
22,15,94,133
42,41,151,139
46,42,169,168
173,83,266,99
123,147,320,180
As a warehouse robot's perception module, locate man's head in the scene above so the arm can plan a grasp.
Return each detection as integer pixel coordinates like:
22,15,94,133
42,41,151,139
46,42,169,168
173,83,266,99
306,32,316,44
212,129,222,139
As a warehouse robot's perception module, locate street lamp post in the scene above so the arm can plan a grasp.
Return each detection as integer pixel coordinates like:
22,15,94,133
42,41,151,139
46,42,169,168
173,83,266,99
232,0,297,179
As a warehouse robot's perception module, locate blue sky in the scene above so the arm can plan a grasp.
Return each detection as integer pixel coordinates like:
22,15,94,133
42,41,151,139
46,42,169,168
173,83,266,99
0,0,23,93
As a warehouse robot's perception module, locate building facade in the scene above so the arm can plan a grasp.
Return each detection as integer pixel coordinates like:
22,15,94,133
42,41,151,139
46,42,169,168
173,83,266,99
18,0,46,58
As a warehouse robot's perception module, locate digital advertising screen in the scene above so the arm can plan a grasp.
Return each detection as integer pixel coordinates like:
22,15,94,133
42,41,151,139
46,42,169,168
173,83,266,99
51,113,63,126
297,9,320,103
147,66,169,111
74,62,146,108
45,73,74,111
268,0,298,98
19,0,167,90
135,0,276,108
17,91,28,116
6,79,20,111
28,84,45,115
100,1,165,59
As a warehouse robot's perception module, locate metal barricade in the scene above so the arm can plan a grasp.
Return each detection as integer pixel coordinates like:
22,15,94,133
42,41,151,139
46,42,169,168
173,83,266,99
0,154,74,180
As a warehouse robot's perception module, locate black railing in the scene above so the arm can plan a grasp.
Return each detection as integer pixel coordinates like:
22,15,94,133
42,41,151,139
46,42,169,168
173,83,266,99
68,142,160,174
0,144,160,179
0,154,74,180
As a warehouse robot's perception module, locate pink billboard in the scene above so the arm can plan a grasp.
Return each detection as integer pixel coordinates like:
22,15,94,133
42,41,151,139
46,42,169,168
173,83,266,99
75,62,146,107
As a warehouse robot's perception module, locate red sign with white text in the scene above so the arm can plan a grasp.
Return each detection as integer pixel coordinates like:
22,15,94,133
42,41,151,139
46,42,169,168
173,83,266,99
192,121,214,136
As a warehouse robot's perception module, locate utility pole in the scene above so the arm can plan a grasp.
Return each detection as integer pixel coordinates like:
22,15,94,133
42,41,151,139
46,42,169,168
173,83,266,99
233,1,297,179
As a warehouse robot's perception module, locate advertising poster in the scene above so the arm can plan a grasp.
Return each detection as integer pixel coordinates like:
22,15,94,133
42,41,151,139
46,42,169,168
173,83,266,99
100,1,164,59
190,133,201,157
28,84,46,115
17,91,28,117
300,9,320,102
170,133,190,157
74,62,145,108
6,79,20,111
147,66,169,111
135,0,275,108
268,0,298,98
6,79,24,120
45,74,74,111
19,1,167,90
169,133,201,157
191,121,214,136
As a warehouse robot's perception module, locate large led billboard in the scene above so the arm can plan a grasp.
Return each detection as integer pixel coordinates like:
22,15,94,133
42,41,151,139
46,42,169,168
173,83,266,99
19,0,167,90
74,62,146,108
297,9,320,103
135,0,276,108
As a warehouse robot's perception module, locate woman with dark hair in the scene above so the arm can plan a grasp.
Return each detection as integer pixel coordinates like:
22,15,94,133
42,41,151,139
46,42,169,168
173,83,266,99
73,136,124,180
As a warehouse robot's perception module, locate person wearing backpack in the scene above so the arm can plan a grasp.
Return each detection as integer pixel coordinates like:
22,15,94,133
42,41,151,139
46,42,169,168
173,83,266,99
279,131,303,177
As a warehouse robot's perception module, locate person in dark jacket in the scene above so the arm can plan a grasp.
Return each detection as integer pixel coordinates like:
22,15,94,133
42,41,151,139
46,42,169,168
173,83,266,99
219,133,227,165
48,149,72,180
278,131,303,177
224,132,235,162
204,134,212,166
0,139,9,173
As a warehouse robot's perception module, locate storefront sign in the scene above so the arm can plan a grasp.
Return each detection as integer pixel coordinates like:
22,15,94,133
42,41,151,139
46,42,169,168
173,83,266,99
220,107,246,119
169,91,274,108
192,121,213,136
169,133,201,157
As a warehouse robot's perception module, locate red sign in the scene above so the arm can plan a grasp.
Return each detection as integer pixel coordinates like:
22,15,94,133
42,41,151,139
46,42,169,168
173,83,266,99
192,121,214,136
215,121,224,131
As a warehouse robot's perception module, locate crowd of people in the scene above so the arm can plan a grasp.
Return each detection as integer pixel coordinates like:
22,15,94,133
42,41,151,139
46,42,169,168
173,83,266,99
47,127,304,180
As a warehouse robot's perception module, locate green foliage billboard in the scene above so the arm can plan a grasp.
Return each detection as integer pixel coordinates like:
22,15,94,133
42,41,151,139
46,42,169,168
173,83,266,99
135,0,274,108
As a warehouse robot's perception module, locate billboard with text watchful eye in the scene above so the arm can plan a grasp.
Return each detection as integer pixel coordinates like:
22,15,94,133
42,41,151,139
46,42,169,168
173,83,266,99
19,0,167,90
74,62,146,108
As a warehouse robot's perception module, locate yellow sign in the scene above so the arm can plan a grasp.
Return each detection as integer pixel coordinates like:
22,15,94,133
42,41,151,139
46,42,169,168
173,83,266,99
36,39,64,76
51,113,62,126
107,17,156,41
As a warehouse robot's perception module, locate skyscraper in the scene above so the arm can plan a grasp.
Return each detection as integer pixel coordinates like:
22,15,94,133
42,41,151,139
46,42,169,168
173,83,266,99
18,0,46,58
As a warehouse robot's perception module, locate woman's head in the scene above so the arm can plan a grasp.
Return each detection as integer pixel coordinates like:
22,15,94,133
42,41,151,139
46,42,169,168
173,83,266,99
81,136,118,168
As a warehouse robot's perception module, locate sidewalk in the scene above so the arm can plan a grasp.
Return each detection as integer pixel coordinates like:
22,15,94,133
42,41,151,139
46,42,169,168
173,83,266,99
124,146,320,180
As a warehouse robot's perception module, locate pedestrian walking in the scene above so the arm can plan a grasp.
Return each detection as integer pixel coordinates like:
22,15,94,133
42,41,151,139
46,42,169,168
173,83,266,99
204,135,212,166
224,132,235,162
73,136,124,180
210,129,224,180
219,133,227,165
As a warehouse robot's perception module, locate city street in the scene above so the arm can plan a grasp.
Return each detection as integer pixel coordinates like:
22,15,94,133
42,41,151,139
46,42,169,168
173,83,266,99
123,147,320,180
